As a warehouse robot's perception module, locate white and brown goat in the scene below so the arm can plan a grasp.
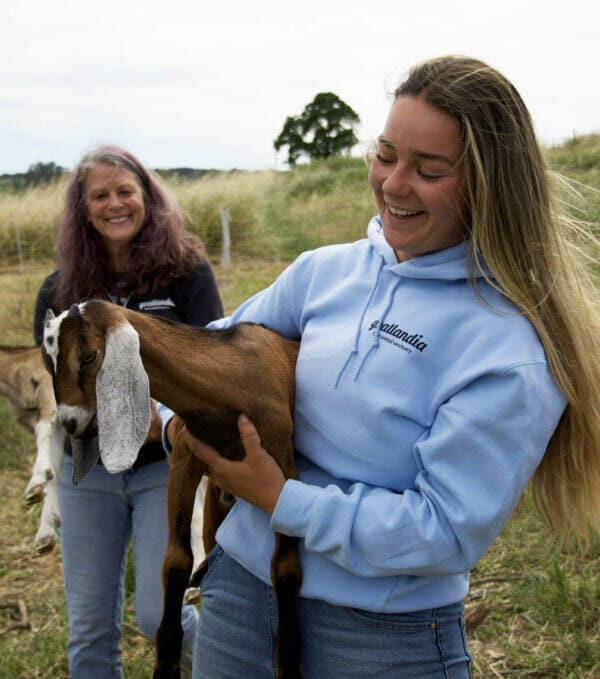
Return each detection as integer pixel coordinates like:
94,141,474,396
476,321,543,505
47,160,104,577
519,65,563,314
42,300,301,679
0,345,64,553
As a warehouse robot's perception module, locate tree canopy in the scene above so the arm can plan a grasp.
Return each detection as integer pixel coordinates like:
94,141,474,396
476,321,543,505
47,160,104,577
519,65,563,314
274,92,360,166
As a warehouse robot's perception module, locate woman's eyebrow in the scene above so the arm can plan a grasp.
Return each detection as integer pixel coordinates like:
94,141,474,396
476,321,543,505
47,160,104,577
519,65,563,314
412,150,453,164
377,136,453,165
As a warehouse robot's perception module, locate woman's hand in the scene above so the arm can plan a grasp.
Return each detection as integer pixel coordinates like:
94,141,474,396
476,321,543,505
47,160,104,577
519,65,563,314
183,415,286,514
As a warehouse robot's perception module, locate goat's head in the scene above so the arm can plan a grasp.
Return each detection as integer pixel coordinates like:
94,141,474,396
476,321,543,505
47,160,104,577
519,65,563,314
42,300,151,484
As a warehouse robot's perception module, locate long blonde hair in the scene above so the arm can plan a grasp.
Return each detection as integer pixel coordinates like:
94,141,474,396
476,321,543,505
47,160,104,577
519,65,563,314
396,56,600,544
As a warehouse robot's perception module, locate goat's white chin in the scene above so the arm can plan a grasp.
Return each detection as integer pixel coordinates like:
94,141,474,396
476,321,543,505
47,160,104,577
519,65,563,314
57,404,95,437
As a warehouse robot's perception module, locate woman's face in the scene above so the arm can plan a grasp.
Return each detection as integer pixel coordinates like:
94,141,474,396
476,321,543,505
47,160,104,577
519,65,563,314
83,163,146,255
369,95,468,262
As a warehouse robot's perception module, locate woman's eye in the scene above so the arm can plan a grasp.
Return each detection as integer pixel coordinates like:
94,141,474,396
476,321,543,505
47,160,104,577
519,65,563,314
418,170,444,180
375,153,395,165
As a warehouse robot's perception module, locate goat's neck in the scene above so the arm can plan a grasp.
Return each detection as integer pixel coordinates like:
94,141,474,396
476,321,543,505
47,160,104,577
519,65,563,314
0,349,20,381
0,348,35,395
121,310,233,414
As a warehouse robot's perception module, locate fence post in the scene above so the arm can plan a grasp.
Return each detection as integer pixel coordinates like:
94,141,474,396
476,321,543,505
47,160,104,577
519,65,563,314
14,222,24,273
220,207,231,268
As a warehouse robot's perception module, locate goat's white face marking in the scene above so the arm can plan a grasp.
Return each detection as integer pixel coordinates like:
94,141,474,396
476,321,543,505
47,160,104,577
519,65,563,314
43,308,71,373
57,403,95,437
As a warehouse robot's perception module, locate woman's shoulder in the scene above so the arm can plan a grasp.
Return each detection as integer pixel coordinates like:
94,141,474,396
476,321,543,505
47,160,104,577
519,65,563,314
37,269,60,302
290,238,371,273
40,269,60,286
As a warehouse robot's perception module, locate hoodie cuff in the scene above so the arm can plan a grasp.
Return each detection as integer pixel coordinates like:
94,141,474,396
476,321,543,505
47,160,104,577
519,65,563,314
271,479,320,537
156,402,175,454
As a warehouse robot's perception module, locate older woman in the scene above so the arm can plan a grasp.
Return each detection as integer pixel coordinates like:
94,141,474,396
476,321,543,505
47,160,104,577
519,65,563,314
33,145,223,678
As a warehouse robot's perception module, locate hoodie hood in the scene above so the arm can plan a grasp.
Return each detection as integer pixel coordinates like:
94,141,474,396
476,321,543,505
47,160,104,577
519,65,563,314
367,216,488,282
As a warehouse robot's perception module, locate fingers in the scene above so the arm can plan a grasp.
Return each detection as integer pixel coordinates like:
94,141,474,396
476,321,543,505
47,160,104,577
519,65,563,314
183,414,264,470
182,427,221,466
182,415,285,513
237,414,263,455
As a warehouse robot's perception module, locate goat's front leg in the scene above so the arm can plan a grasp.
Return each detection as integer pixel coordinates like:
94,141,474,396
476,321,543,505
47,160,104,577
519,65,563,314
187,477,234,596
154,425,207,679
34,476,60,552
183,479,208,605
24,418,57,505
32,424,64,553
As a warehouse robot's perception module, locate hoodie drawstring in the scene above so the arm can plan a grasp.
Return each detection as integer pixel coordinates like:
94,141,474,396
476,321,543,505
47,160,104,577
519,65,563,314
335,258,387,389
353,276,402,383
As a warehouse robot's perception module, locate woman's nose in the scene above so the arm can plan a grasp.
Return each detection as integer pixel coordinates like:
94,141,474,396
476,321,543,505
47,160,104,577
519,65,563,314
382,162,412,197
107,192,123,208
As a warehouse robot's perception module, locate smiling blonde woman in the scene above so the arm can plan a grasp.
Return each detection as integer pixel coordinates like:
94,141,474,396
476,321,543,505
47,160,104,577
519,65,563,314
175,56,600,679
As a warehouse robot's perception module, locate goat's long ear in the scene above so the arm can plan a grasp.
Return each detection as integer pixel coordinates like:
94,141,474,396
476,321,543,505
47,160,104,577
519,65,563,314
96,323,151,473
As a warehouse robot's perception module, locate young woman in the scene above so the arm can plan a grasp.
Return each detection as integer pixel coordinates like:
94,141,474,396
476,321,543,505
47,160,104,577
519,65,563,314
33,145,223,678
179,56,599,678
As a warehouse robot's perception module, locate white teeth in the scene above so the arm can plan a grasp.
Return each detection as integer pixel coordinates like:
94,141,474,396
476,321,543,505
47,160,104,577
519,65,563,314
388,206,420,217
108,216,129,223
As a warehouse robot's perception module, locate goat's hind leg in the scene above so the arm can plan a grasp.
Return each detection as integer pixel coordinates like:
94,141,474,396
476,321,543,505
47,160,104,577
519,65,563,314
154,434,206,679
272,533,302,679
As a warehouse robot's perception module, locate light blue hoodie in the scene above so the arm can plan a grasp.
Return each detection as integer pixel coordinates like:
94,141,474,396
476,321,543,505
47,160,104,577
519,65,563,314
211,216,566,612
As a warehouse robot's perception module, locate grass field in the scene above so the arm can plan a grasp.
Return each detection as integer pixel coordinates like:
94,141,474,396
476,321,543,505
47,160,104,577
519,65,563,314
0,143,599,677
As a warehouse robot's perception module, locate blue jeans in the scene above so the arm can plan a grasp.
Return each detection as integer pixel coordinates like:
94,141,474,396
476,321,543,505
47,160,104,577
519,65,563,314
194,546,471,678
59,455,198,678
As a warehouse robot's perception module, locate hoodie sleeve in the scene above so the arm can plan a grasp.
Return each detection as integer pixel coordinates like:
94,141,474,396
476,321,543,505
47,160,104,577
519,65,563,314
271,361,565,577
208,253,310,338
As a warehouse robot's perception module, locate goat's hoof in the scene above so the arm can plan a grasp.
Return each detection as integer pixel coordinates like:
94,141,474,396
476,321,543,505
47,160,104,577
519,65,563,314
35,535,56,554
183,587,201,605
24,485,44,506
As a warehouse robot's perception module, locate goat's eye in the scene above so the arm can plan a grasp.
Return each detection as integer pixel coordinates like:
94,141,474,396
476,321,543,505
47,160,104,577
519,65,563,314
80,351,97,368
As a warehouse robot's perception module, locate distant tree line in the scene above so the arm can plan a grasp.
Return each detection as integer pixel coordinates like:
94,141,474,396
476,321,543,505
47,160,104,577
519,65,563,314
0,162,66,192
154,167,226,181
0,164,231,193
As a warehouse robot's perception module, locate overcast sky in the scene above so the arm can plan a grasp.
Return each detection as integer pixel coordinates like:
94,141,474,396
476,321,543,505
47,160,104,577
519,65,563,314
1,0,598,174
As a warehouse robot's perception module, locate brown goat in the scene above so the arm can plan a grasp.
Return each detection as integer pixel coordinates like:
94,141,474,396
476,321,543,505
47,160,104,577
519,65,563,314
0,345,64,553
41,299,301,679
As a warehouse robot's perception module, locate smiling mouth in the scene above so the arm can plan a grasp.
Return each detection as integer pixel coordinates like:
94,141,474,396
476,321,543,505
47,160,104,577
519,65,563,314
107,216,130,224
388,206,423,218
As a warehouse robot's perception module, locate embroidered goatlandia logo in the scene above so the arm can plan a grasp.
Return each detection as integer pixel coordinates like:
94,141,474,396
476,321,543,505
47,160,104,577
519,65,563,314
368,320,428,352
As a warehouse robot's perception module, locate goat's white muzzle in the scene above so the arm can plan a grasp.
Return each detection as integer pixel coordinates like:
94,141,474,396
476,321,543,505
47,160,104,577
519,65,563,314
57,404,95,437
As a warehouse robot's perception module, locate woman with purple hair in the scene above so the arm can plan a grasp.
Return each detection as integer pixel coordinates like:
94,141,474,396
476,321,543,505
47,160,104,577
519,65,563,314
33,145,223,678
